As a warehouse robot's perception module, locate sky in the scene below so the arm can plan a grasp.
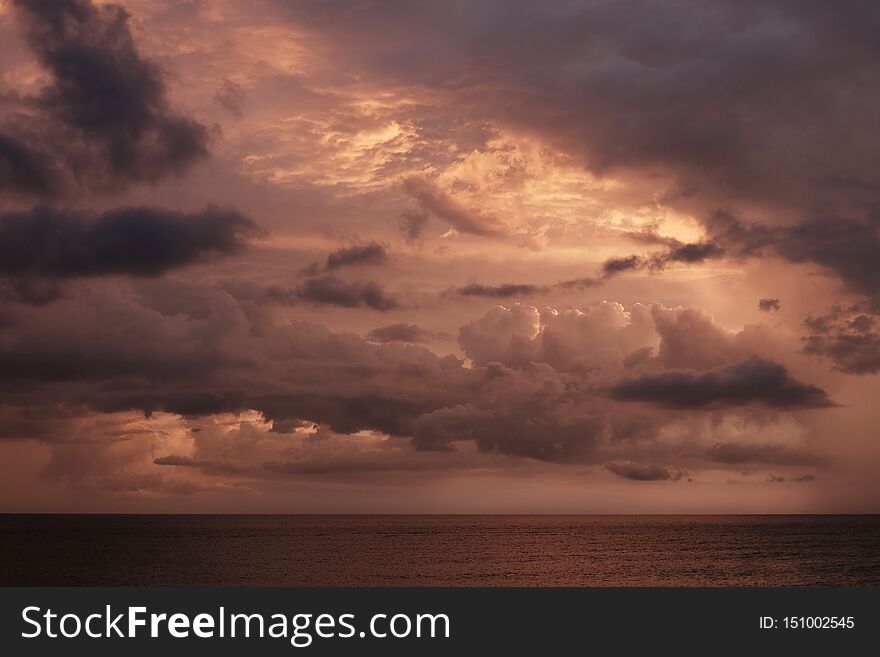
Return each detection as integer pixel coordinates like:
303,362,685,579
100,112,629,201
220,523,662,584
0,0,878,513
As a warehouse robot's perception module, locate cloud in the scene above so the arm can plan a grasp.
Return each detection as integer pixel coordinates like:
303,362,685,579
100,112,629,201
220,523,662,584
0,205,260,305
271,274,399,311
802,306,880,374
663,241,724,264
399,211,429,243
705,442,827,466
456,282,544,298
366,323,449,344
758,298,781,312
606,462,681,482
153,455,206,468
0,292,836,477
767,474,816,483
301,242,390,276
651,305,739,369
402,177,506,237
1,0,210,197
271,1,880,301
0,205,261,282
451,276,601,298
602,255,642,276
602,241,724,278
0,134,59,198
214,79,244,118
609,356,834,409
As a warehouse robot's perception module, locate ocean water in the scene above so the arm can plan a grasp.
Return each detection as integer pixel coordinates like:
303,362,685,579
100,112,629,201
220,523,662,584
1,515,878,586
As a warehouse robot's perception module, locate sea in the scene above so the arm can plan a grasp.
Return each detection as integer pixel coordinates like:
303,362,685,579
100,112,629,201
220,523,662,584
1,514,878,586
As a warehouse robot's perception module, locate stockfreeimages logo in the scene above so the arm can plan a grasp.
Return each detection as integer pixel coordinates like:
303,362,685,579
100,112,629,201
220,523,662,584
22,606,451,647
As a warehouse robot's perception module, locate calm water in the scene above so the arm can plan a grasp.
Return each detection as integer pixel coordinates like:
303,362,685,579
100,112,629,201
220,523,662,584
1,515,878,586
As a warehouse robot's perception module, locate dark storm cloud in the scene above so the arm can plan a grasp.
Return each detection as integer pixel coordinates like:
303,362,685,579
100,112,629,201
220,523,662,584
301,242,390,276
773,217,880,298
758,298,781,312
606,462,680,482
0,205,261,279
366,323,449,344
0,292,839,472
607,213,880,303
409,396,608,464
0,277,65,306
272,1,880,302
0,134,59,198
609,356,834,409
1,0,209,197
271,274,400,311
705,442,826,466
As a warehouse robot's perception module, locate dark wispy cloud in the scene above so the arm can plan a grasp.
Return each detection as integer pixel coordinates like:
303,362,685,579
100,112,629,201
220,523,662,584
403,177,505,237
456,282,544,298
269,274,399,311
450,276,600,299
601,238,725,279
767,474,816,484
758,298,781,312
399,211,429,243
301,242,390,276
802,305,880,374
706,442,827,466
1,0,210,197
602,255,642,276
610,356,834,409
366,323,449,344
606,462,681,482
214,79,244,118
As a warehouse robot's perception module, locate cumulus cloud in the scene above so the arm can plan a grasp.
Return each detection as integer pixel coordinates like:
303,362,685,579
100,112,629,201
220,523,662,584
1,0,210,197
